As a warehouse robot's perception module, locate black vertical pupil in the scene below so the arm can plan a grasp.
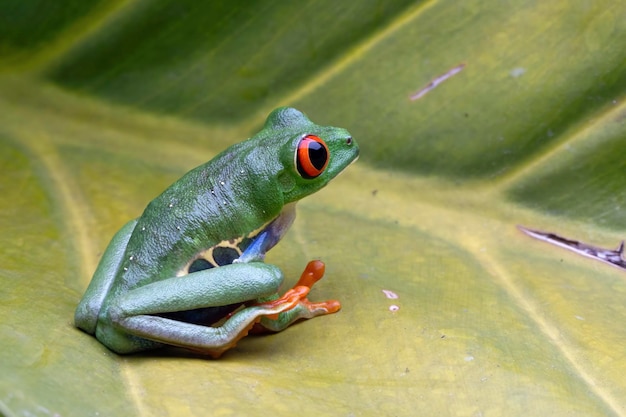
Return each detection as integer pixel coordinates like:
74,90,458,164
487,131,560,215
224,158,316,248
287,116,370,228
308,141,328,170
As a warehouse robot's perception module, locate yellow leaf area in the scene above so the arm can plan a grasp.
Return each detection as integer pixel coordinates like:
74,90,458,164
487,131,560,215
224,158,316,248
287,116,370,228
1,76,625,417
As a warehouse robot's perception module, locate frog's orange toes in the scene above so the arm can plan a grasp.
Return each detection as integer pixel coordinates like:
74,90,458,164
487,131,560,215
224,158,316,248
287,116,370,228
295,260,326,288
253,260,333,321
302,298,342,315
253,285,310,315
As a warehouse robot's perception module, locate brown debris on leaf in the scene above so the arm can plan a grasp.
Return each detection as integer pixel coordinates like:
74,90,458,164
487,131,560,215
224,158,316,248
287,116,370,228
518,225,626,270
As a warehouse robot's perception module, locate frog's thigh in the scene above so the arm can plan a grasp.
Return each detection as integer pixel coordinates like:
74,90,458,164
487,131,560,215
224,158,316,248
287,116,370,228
109,263,285,353
112,262,284,317
75,219,137,334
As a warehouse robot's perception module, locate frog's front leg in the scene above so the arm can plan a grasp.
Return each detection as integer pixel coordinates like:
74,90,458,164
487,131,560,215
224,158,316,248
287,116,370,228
255,260,341,333
103,263,307,357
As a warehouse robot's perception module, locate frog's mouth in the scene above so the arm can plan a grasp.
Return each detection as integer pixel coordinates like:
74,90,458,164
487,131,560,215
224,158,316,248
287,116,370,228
333,154,359,179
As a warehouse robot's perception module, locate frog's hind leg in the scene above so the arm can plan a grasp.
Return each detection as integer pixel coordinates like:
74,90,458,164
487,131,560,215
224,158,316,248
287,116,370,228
255,260,341,333
105,262,309,357
75,219,137,334
115,288,307,358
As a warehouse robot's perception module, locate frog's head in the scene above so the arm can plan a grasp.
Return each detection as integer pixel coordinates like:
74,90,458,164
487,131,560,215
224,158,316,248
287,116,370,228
262,107,359,203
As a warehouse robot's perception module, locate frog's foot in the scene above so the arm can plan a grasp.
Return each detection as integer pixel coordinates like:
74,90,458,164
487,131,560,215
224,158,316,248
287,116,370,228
292,260,341,314
253,260,342,333
199,290,312,358
295,259,326,287
253,285,310,314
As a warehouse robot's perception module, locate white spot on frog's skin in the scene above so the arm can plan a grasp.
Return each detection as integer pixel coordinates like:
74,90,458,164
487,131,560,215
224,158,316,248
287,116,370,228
123,267,128,271
129,255,134,261
168,203,174,208
240,169,245,174
389,305,399,312
382,289,399,299
220,181,225,186
176,226,181,230
141,226,146,231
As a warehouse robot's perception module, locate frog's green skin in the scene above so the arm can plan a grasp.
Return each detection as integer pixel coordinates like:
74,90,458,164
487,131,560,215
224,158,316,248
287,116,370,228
75,107,358,357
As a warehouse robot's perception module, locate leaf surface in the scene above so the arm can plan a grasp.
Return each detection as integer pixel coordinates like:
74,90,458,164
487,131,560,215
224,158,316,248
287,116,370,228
1,1,626,416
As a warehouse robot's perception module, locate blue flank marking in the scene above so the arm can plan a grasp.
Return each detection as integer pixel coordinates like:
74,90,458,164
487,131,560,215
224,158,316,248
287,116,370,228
236,231,270,263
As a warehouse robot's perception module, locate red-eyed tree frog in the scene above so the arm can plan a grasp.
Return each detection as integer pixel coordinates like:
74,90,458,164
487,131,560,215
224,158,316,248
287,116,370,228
75,107,359,357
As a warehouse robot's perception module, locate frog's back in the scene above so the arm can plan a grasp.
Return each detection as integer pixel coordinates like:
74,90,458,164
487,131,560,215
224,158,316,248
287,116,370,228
117,143,284,290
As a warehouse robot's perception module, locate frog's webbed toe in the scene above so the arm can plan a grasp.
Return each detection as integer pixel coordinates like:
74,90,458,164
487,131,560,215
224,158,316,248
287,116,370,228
254,260,342,333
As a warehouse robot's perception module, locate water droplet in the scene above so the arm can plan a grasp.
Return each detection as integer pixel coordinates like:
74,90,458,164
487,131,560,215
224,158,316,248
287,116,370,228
382,289,399,299
510,67,526,78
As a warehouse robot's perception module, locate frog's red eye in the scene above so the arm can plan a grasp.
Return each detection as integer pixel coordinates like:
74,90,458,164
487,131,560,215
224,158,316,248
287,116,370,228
296,135,329,179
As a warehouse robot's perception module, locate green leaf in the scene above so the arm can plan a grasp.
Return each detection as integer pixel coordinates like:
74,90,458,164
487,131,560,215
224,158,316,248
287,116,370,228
2,1,626,416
